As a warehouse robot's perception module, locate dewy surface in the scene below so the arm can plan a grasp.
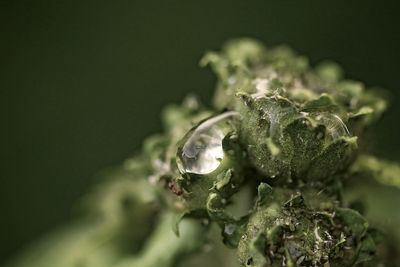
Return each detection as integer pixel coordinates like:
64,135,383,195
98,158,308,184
178,111,238,174
6,38,400,267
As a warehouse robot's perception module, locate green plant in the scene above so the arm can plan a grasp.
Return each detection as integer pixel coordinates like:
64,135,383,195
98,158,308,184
7,39,400,267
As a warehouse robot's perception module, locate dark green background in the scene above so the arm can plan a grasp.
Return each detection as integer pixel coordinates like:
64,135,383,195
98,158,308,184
1,0,399,263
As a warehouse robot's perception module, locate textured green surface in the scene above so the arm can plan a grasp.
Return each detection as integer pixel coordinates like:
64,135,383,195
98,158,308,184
6,39,400,267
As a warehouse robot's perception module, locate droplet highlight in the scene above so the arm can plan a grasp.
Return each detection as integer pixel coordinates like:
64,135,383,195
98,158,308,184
177,111,238,175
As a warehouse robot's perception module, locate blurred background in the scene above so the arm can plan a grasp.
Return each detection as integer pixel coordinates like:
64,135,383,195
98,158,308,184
1,0,399,264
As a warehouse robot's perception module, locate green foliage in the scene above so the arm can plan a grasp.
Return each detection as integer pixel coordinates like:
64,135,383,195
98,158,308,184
6,38,400,267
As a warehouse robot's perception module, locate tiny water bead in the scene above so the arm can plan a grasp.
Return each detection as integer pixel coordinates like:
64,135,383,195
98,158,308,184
177,111,238,175
313,112,349,139
300,111,350,139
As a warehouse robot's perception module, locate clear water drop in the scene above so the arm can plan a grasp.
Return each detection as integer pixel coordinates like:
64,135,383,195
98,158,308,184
177,111,238,175
313,112,349,139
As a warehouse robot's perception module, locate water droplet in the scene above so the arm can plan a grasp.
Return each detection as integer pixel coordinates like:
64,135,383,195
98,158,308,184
313,112,349,139
177,111,238,175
